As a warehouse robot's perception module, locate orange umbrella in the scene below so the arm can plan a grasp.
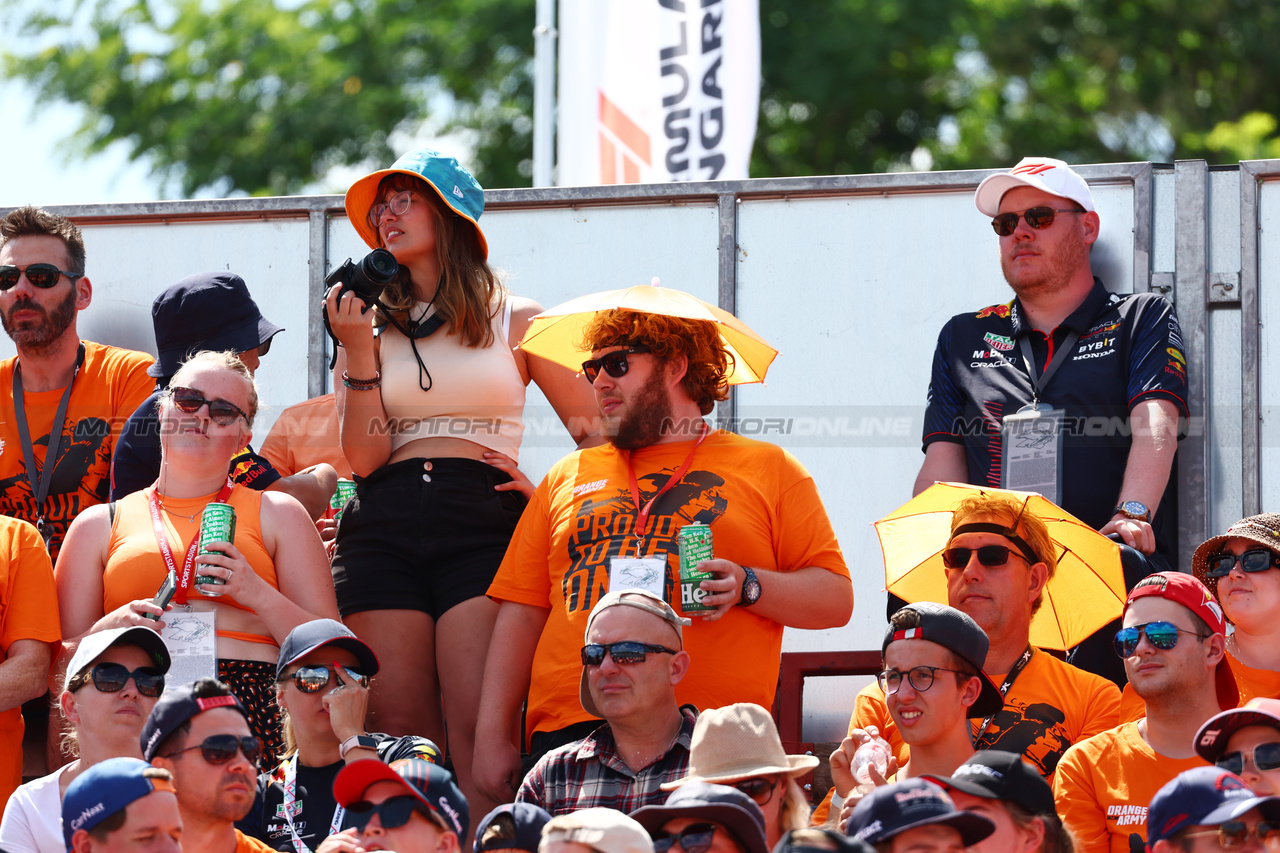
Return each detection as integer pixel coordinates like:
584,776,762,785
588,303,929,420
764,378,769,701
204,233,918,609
877,482,1125,650
517,282,778,385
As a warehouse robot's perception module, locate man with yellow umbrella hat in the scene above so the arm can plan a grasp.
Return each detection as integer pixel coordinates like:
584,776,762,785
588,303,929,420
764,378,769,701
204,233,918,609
471,282,853,804
812,487,1121,825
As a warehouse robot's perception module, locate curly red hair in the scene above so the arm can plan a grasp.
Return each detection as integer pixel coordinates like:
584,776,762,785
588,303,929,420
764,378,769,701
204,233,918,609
582,310,731,415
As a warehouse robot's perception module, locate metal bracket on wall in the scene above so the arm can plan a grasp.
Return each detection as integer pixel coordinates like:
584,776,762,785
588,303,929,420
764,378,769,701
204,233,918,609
1150,272,1174,295
1209,272,1241,304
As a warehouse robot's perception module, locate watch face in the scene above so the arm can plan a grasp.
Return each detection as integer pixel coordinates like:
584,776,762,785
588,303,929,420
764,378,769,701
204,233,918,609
1122,501,1149,517
744,579,762,604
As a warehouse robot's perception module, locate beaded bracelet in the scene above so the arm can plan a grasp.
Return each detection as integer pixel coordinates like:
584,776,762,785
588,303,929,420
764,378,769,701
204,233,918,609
342,371,381,390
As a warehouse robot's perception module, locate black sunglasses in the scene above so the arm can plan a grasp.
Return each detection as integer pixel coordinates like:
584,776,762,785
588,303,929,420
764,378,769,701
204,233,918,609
1218,742,1280,776
580,641,678,666
283,664,369,694
877,665,972,696
941,545,1025,569
347,795,435,832
169,386,251,426
581,346,651,383
1206,549,1279,578
1180,821,1280,851
654,823,718,853
990,206,1086,237
164,734,262,766
0,263,82,291
732,777,778,806
1113,621,1209,658
69,662,165,698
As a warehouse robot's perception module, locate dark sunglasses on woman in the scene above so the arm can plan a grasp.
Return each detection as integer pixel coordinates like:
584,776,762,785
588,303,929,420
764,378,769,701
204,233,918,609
581,346,651,383
653,823,719,853
284,664,370,693
1217,742,1280,776
163,734,262,766
347,795,440,832
732,776,778,805
0,263,82,290
169,386,251,426
68,662,165,698
1205,549,1279,578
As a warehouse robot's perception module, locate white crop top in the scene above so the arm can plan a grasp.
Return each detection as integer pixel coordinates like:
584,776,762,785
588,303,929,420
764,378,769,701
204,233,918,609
379,298,527,460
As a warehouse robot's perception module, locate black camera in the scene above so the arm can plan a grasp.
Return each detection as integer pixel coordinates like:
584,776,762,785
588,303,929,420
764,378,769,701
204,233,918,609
325,248,399,308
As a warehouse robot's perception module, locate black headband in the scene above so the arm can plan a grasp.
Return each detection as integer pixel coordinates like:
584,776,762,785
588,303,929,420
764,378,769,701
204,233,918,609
949,523,1042,565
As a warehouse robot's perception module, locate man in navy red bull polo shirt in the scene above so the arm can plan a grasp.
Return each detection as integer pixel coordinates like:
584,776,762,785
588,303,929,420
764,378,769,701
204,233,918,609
912,157,1188,684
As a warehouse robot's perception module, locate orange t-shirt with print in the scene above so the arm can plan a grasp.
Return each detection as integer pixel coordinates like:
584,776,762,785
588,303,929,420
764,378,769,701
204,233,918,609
1119,650,1272,722
0,517,62,809
1053,721,1207,853
487,430,850,741
811,647,1120,825
259,393,352,480
0,341,154,561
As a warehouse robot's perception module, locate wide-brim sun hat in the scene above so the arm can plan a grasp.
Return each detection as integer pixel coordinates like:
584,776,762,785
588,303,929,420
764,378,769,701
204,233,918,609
660,703,818,791
345,146,488,257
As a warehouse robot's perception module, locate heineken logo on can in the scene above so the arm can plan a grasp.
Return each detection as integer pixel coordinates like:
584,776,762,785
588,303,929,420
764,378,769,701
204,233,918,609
678,522,715,613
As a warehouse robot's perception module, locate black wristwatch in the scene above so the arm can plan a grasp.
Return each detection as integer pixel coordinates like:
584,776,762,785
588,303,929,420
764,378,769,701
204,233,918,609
1114,500,1151,522
738,567,762,607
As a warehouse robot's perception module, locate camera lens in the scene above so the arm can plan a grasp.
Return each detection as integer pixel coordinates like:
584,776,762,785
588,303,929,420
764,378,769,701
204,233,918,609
363,249,399,283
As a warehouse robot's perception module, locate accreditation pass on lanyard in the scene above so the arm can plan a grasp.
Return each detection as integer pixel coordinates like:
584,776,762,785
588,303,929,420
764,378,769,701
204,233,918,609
609,423,709,599
281,754,344,853
1000,333,1076,505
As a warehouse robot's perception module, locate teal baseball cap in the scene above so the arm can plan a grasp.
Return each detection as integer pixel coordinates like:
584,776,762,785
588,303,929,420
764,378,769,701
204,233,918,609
345,147,487,257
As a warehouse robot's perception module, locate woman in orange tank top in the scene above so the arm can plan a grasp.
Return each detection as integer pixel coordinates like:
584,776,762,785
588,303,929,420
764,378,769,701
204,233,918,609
323,147,598,821
57,352,340,764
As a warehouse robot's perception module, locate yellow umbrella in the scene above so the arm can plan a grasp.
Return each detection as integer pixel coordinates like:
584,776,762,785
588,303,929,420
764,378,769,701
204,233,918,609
517,282,779,385
876,482,1125,650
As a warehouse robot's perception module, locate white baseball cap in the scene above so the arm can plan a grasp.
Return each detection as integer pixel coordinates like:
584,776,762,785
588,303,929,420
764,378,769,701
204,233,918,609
974,157,1095,216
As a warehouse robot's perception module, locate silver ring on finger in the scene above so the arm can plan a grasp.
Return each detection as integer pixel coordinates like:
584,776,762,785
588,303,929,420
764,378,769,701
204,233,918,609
225,569,233,581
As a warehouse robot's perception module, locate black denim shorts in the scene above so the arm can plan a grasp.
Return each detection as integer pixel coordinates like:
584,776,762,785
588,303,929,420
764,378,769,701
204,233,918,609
330,457,527,620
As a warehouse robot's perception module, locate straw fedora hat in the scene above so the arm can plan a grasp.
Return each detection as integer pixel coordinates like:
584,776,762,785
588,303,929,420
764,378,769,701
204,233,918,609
660,703,819,790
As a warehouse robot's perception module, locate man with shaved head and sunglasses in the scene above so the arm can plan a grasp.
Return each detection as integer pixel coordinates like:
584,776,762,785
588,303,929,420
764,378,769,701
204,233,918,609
143,678,274,853
1054,572,1237,853
517,590,695,815
912,157,1188,685
0,206,154,561
475,308,851,801
813,494,1119,826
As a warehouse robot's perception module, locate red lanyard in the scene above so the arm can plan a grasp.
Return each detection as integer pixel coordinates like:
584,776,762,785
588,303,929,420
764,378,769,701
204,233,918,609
624,423,709,555
147,479,234,605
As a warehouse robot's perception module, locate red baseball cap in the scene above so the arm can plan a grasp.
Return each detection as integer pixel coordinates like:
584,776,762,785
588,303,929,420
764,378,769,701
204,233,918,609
1124,572,1238,710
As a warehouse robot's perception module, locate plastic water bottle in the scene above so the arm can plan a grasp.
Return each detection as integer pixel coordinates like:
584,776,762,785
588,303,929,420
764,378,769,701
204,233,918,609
851,737,891,791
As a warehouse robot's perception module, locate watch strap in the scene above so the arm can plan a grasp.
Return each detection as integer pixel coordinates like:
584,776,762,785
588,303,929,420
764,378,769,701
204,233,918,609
339,734,378,760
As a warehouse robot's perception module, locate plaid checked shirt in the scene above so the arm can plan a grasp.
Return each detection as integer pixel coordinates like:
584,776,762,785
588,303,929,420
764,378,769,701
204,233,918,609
517,706,698,815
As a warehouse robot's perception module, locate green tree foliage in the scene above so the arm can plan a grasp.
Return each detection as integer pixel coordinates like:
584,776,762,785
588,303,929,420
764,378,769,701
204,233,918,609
4,0,1278,196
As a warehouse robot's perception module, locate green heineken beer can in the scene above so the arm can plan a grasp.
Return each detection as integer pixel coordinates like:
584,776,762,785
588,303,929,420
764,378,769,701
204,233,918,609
331,479,357,524
678,522,715,613
195,503,236,596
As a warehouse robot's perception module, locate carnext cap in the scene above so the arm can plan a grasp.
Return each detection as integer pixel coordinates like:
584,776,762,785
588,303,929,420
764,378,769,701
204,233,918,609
276,618,380,680
334,758,470,839
140,679,249,761
845,779,994,847
1195,698,1280,764
882,603,1004,718
924,750,1056,816
1124,572,1238,710
65,626,171,692
345,147,488,256
974,157,1096,217
1147,766,1280,848
580,589,691,719
149,271,283,378
541,808,654,853
62,757,176,851
474,802,552,853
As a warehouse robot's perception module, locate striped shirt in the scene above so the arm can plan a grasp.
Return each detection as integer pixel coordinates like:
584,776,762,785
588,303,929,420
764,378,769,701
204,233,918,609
517,706,698,815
